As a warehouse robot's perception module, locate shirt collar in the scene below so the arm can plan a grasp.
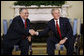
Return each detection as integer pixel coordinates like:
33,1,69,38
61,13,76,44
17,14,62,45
54,18,59,22
21,17,25,24
54,18,60,26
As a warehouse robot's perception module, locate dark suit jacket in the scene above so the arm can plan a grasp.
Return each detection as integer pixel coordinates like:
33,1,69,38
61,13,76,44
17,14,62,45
38,17,73,40
3,15,31,47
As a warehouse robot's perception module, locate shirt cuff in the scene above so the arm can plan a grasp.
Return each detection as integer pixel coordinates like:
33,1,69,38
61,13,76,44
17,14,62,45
64,37,68,40
36,32,39,36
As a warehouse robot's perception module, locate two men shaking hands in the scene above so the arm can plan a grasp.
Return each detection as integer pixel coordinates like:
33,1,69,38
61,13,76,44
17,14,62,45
2,8,74,55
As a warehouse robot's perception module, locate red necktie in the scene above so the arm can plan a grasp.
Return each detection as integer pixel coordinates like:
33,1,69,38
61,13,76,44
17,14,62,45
22,20,27,39
56,21,62,40
25,20,27,29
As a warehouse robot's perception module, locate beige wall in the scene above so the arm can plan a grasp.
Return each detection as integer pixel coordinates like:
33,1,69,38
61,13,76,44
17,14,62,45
1,1,16,34
1,1,83,34
66,1,83,23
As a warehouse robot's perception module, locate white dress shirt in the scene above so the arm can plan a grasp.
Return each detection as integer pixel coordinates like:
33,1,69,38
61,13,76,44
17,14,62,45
21,17,25,25
54,19,60,27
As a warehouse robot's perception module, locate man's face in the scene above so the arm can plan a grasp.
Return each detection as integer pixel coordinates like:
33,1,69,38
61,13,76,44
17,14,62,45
52,10,60,20
20,9,29,20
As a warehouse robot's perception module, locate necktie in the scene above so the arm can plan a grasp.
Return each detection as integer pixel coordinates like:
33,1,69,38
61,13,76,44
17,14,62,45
23,20,27,39
25,20,27,29
56,21,62,40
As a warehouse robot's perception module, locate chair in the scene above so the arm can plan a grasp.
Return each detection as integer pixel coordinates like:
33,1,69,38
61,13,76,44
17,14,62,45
1,20,8,55
54,18,81,55
3,20,8,35
73,19,81,55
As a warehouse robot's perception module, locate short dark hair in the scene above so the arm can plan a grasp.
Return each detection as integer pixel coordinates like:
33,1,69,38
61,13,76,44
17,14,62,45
19,8,28,14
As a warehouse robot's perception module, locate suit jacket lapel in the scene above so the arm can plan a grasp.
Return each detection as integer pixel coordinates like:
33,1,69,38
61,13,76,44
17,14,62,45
26,19,30,28
19,16,25,28
52,19,57,33
59,17,63,34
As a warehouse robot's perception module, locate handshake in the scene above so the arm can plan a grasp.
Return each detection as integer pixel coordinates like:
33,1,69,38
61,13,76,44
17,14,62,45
27,29,37,42
29,29,38,36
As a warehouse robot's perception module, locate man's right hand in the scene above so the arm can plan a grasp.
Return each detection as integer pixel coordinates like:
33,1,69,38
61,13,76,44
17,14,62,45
29,29,39,36
29,29,36,35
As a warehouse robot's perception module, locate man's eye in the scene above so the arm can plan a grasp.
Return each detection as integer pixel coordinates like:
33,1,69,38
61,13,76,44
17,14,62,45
25,13,29,14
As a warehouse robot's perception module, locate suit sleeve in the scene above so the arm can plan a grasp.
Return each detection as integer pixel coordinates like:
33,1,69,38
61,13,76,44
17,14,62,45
66,19,73,39
12,19,30,36
38,22,50,37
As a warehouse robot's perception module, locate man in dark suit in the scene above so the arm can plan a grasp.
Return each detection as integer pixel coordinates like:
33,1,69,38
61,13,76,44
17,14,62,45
2,8,34,55
32,8,74,55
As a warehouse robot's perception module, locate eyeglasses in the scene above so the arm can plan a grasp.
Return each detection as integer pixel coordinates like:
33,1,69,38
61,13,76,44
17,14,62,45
22,12,29,15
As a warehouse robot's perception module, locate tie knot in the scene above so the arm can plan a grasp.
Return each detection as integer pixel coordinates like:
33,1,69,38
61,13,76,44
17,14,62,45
56,21,58,23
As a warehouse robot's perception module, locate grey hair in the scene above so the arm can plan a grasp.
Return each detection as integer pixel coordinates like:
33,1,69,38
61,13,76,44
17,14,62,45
19,8,28,14
51,8,60,14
